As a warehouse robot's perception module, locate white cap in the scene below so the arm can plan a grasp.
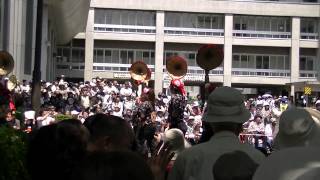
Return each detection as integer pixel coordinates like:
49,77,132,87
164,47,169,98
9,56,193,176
71,110,79,115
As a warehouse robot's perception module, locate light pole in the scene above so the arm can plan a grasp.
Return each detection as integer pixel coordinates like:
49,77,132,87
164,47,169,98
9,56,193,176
31,0,43,116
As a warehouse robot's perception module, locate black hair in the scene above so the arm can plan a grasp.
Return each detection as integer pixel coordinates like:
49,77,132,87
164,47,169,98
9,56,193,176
27,119,89,180
72,151,154,180
84,114,134,148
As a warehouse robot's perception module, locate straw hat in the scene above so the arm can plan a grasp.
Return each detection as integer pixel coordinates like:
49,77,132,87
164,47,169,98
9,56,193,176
273,107,320,149
253,147,320,180
202,87,250,123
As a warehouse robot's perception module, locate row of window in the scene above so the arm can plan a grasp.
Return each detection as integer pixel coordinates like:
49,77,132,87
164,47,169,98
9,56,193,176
93,9,319,34
234,16,291,32
94,9,156,26
165,13,224,29
93,48,155,65
233,54,290,70
56,47,85,63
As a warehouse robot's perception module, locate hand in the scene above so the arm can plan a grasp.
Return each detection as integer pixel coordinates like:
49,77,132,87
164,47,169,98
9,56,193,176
147,142,175,180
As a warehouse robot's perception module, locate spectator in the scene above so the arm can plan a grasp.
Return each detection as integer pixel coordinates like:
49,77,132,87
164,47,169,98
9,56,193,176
84,114,134,152
27,119,89,180
273,108,320,150
168,87,265,180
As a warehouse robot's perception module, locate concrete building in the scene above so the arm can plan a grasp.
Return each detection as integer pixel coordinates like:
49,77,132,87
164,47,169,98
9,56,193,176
0,0,89,81
54,0,319,99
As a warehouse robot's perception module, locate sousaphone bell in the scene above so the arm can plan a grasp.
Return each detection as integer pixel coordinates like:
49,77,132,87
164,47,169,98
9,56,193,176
0,51,14,76
130,61,151,84
166,56,187,80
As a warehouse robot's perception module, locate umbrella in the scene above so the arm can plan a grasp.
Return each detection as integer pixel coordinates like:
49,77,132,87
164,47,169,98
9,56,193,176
262,94,272,98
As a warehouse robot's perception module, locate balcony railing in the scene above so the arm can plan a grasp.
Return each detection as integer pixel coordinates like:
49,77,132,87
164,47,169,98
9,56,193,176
232,68,290,77
94,24,156,34
299,70,318,78
233,30,291,39
164,27,224,37
300,33,319,40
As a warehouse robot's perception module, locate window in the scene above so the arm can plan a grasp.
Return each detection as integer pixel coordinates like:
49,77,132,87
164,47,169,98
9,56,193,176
120,50,128,64
95,9,105,24
143,51,150,64
105,50,112,63
248,55,255,68
62,48,70,62
233,55,240,68
256,56,263,69
150,52,155,65
263,56,269,69
94,49,104,63
112,50,119,63
240,55,248,68
300,57,306,70
128,51,134,64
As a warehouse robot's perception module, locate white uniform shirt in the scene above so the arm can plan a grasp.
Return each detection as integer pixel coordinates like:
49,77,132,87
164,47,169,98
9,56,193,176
120,87,132,97
168,131,265,180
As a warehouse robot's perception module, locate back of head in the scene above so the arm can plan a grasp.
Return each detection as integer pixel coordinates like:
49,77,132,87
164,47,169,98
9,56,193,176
164,128,190,153
84,113,134,152
213,151,258,180
203,87,250,135
274,107,320,149
27,119,89,180
72,151,154,180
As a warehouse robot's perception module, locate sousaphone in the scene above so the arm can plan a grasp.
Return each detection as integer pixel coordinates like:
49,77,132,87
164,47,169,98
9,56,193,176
129,61,150,83
0,51,14,76
166,56,187,80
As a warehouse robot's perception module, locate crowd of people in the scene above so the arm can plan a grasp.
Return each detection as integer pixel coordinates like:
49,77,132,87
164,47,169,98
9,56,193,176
1,76,320,180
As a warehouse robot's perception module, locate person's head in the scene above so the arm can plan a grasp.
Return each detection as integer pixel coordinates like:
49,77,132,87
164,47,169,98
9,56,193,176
170,79,185,95
202,87,250,136
72,151,154,180
5,110,14,122
27,119,89,180
274,108,320,149
254,115,263,124
213,151,258,180
84,114,134,152
163,128,191,155
263,102,270,110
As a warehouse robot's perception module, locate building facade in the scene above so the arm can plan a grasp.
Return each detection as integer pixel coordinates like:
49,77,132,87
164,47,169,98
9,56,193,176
54,0,320,98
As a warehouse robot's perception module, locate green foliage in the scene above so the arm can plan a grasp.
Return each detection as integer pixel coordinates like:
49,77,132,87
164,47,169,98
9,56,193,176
0,127,30,180
55,114,73,121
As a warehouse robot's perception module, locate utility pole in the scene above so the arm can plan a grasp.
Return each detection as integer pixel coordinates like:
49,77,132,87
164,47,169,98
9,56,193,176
31,0,43,116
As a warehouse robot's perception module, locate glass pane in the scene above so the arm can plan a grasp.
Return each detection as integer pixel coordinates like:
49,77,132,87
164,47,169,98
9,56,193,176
256,17,264,31
234,16,241,30
248,17,255,30
277,56,284,70
278,19,285,32
306,58,314,70
143,51,150,64
136,51,143,61
270,56,277,69
96,49,104,63
79,49,84,63
263,56,269,69
111,11,121,24
285,56,290,70
248,55,255,68
121,10,129,25
233,55,240,68
120,50,128,64
105,10,113,24
62,48,70,62
256,56,263,69
240,55,248,68
300,57,306,70
128,51,134,64
112,50,119,63
105,50,112,63
150,51,155,65
127,11,136,25
95,9,105,24
72,49,79,62
271,18,278,32
204,16,211,29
